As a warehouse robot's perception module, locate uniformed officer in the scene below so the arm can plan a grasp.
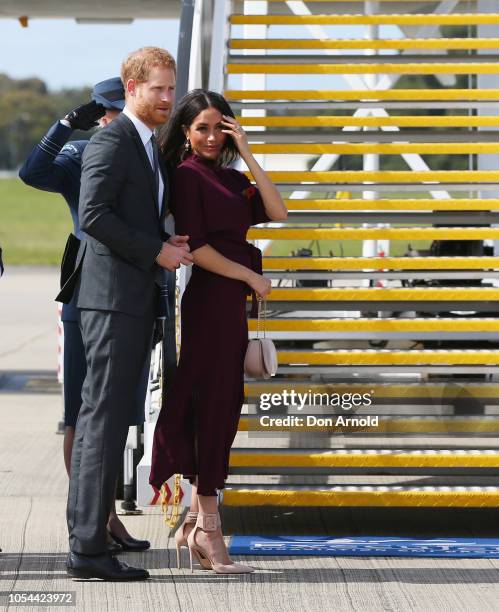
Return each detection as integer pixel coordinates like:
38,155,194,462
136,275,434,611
19,78,150,553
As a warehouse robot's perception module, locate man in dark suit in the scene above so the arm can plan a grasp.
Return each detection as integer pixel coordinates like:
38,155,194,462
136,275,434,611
66,47,193,581
19,78,152,554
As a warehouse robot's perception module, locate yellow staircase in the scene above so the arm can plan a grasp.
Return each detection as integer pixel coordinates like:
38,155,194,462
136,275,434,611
221,1,499,508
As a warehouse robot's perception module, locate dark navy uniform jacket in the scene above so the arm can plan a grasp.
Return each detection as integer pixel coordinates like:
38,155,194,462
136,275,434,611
19,121,87,322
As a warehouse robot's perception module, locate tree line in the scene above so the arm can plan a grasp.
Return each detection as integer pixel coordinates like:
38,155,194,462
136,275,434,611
0,73,92,169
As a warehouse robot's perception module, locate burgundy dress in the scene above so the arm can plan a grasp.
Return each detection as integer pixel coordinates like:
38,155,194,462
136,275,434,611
149,153,270,496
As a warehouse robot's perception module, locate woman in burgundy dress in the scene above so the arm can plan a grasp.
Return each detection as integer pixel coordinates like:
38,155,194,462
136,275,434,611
150,89,287,573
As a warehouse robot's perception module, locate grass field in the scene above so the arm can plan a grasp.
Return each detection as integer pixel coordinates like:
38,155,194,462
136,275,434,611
0,177,431,265
0,178,72,265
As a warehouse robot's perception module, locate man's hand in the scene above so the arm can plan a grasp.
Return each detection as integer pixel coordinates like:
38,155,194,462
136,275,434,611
155,242,194,271
167,234,190,250
64,101,106,131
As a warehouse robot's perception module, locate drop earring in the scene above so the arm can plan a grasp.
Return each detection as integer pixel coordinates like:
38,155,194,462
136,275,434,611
181,138,192,161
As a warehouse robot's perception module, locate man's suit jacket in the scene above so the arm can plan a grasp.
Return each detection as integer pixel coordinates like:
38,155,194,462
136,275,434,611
61,113,171,317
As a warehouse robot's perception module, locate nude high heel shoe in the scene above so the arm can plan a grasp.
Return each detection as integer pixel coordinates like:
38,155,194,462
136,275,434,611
174,511,211,570
187,513,254,574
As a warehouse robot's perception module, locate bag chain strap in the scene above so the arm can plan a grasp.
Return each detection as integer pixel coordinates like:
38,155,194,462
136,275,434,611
257,297,266,340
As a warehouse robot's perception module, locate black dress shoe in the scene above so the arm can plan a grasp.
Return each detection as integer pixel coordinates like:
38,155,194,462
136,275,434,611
107,530,150,552
66,551,149,581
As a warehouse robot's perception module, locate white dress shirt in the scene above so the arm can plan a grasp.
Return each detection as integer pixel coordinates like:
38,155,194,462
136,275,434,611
123,106,164,215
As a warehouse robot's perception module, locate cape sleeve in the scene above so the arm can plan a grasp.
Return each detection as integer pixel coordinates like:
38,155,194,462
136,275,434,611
172,165,209,252
238,171,270,226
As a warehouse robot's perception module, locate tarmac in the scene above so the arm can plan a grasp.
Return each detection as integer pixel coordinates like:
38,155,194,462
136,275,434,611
1,266,499,612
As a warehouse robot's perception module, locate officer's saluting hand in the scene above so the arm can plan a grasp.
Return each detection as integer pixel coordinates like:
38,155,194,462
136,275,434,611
64,100,106,131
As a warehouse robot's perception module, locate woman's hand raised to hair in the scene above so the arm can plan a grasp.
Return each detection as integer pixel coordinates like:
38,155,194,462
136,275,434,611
220,115,251,158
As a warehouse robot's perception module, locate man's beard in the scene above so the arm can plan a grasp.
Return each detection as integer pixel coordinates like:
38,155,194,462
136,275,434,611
135,97,170,126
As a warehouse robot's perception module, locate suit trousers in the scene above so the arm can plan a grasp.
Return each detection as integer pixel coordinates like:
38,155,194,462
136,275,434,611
67,300,155,554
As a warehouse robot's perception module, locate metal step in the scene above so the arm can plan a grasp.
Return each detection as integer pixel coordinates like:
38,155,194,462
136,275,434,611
221,485,499,507
248,317,499,340
229,14,499,26
249,227,499,241
228,449,499,474
284,212,499,224
238,116,499,128
272,366,499,374
274,349,499,366
257,286,499,303
227,61,499,75
225,88,499,101
249,317,499,334
229,37,499,51
260,256,499,270
231,101,499,111
274,183,499,193
237,415,499,434
249,142,499,154
262,271,499,281
243,130,499,144
248,287,499,312
245,169,499,185
282,199,499,211
244,381,499,399
229,54,499,65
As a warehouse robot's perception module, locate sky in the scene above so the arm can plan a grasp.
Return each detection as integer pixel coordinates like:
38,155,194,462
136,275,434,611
1,18,180,90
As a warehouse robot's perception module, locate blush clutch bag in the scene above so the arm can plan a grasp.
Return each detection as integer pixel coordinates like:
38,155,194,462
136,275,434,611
244,298,278,379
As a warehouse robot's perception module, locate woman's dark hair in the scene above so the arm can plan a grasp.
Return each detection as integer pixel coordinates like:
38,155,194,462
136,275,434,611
158,89,240,167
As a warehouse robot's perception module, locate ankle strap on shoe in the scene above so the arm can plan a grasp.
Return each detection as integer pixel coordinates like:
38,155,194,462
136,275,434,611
196,513,219,531
185,511,198,523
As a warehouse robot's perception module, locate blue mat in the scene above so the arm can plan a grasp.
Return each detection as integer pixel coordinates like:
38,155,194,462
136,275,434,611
229,536,499,558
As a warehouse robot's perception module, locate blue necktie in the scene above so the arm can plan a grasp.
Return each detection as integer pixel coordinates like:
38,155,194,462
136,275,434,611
151,134,169,319
150,133,161,211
